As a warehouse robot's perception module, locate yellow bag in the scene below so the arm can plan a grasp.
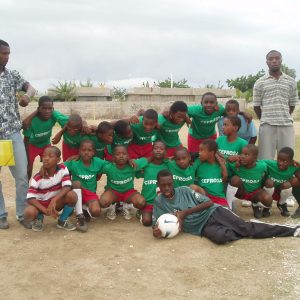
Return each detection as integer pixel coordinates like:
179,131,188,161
0,140,15,166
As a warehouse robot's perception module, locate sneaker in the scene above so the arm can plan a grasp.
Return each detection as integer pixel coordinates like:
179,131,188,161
277,203,290,217
252,205,262,219
83,209,91,223
286,197,295,207
121,206,132,220
106,204,116,220
57,218,76,231
76,214,88,232
293,227,300,237
19,219,32,229
32,219,43,232
262,208,271,218
292,207,300,219
0,217,9,229
242,200,252,207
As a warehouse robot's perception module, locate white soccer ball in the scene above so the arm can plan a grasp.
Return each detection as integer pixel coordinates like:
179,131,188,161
157,213,180,238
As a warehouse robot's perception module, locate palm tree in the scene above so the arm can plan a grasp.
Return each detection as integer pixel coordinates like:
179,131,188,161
51,81,77,101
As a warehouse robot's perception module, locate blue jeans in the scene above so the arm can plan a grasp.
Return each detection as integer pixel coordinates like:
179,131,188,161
0,132,28,219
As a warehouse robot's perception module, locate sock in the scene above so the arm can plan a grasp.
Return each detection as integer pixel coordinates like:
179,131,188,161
37,213,44,221
124,203,133,210
279,187,292,205
73,189,83,215
292,187,300,206
255,201,270,209
59,205,74,222
263,186,275,197
226,184,238,209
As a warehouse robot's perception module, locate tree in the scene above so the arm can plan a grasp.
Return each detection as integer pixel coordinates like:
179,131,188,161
281,64,296,79
51,81,76,101
113,87,127,101
158,77,190,88
79,78,93,87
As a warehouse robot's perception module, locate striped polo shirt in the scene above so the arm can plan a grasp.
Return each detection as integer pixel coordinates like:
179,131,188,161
253,72,298,126
27,164,72,201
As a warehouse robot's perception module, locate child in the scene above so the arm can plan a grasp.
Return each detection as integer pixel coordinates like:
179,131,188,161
194,140,228,206
217,99,257,144
136,141,168,226
166,147,204,194
64,139,107,232
216,116,248,161
100,145,147,220
23,96,68,178
127,109,158,159
152,170,300,244
104,120,133,161
187,92,225,159
226,145,273,218
24,146,77,231
157,101,188,158
263,147,300,217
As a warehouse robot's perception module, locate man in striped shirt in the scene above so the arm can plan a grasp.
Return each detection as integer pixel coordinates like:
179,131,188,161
253,50,298,160
24,146,77,231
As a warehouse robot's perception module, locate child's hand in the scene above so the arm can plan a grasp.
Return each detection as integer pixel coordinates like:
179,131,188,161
46,199,59,219
52,134,61,145
82,125,93,135
227,155,240,163
175,211,185,231
221,168,228,183
129,115,139,124
153,224,163,238
239,111,253,124
293,160,300,167
39,166,48,179
185,115,192,127
129,159,138,169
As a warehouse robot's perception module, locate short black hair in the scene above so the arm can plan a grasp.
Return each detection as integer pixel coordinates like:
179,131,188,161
225,116,241,130
170,101,187,113
201,139,218,152
153,140,166,149
266,50,282,59
46,146,61,157
279,147,294,160
201,92,217,101
144,109,158,121
245,144,258,157
97,121,113,134
226,99,239,109
80,138,95,150
113,144,127,154
157,169,173,182
38,96,53,107
174,146,189,157
114,120,130,137
68,114,82,124
0,40,9,48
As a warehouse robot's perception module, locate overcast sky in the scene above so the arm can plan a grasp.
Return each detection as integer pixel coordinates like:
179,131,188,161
2,0,300,93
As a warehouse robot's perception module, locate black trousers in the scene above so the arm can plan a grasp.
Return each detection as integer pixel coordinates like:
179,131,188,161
202,207,297,245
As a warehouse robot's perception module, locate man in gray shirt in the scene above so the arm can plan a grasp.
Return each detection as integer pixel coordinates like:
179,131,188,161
0,39,36,229
253,50,298,160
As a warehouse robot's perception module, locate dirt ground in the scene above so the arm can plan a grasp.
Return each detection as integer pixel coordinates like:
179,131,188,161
0,121,299,300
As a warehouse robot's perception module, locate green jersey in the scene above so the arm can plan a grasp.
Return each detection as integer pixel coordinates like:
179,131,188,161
112,132,132,148
228,161,267,192
64,157,107,192
86,135,107,159
137,162,168,204
23,110,69,147
156,114,184,148
263,160,297,187
153,186,218,236
63,131,83,149
166,159,196,187
194,161,225,197
103,157,148,192
131,116,157,145
216,136,248,158
188,104,225,139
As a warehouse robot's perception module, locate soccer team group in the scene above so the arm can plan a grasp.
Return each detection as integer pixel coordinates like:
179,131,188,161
19,91,300,243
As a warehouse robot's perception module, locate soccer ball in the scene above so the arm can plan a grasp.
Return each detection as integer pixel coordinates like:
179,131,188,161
157,213,180,238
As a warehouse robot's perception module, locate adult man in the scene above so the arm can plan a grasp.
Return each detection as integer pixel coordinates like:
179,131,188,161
0,39,36,229
253,50,298,159
152,170,300,244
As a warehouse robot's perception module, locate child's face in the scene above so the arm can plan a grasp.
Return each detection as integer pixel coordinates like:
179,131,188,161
201,95,217,115
67,121,82,136
225,104,239,117
152,142,166,159
98,129,114,144
38,101,53,120
175,150,190,169
240,147,256,166
277,153,291,170
143,117,157,133
113,146,128,165
42,148,60,168
170,111,186,125
199,144,211,162
79,142,95,162
158,175,174,199
222,118,237,135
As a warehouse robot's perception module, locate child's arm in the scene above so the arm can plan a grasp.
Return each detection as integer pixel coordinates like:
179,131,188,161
215,153,229,182
52,125,66,145
27,198,48,215
22,109,38,130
